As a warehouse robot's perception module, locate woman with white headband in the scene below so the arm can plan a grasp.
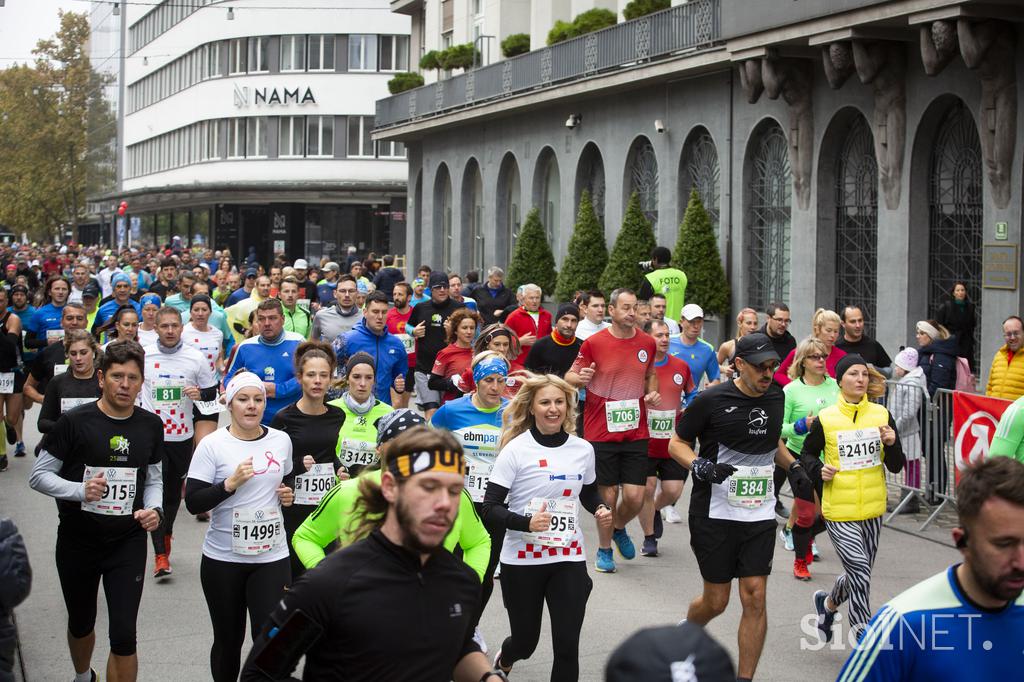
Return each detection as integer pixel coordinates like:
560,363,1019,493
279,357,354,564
914,319,958,397
184,371,295,682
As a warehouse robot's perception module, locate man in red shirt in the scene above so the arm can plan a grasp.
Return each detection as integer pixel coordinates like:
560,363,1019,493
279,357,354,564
504,283,552,366
639,318,693,558
567,288,659,574
385,282,414,408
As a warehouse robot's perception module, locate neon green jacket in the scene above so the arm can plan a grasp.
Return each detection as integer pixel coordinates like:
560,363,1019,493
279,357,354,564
290,469,491,581
991,395,1024,463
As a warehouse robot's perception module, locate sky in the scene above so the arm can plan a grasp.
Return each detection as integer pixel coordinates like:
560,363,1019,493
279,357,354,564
0,0,83,68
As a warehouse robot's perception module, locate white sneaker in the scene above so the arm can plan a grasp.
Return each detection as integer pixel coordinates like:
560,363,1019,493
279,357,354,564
473,627,488,654
662,505,682,524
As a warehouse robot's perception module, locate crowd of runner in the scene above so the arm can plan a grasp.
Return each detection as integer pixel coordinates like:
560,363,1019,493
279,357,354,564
0,240,1020,682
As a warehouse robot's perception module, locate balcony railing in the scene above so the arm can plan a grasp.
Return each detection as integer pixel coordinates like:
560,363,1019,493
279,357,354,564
375,0,721,130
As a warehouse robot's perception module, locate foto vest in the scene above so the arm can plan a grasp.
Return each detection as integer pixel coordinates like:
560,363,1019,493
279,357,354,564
645,267,687,320
818,394,892,522
986,345,1024,401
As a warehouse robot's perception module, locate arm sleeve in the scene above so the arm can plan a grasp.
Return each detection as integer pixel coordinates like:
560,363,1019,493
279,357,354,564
223,345,243,388
481,482,530,532
24,330,46,350
882,414,905,474
427,372,451,392
275,374,302,403
990,398,1024,458
524,341,543,372
578,483,603,514
37,378,62,434
292,483,354,568
781,388,798,441
143,463,163,509
801,419,826,460
636,278,655,302
184,477,234,514
454,492,491,582
28,451,85,501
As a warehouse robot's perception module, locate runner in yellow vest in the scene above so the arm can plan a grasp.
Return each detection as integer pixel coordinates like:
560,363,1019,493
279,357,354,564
638,246,687,320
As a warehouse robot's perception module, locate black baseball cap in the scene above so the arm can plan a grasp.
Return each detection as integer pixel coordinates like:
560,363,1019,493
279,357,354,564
605,623,735,682
10,284,28,295
734,332,780,366
82,283,100,299
428,271,449,289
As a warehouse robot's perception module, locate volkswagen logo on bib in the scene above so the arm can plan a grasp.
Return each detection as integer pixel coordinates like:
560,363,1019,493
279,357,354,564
637,349,649,363
255,510,265,521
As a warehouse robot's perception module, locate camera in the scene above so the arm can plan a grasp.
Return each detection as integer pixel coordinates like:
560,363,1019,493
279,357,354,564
654,119,665,133
638,260,653,272
565,113,581,130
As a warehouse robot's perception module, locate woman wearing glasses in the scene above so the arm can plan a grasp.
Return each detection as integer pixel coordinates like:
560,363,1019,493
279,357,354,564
779,338,839,580
774,309,847,387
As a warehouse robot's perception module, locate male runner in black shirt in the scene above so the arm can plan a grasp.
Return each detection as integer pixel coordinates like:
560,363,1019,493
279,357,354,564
525,303,582,377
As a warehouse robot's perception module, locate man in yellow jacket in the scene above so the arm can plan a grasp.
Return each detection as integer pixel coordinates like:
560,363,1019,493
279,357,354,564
986,316,1024,400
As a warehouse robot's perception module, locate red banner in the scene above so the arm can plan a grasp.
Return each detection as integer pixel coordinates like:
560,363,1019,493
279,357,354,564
953,391,1013,480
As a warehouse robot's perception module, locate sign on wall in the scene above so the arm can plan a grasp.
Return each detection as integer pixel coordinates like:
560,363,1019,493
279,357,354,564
982,243,1018,289
233,85,316,108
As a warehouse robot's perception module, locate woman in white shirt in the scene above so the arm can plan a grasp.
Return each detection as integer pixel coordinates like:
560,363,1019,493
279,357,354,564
137,293,160,348
481,372,612,681
184,294,225,444
184,371,294,682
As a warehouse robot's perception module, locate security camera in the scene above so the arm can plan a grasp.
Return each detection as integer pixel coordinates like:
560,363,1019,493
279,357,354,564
655,119,665,133
565,113,581,130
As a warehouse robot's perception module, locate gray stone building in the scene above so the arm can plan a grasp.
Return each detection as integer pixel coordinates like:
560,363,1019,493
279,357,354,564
375,0,1024,380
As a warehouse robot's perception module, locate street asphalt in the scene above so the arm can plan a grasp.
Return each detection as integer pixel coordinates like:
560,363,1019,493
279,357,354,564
2,410,957,681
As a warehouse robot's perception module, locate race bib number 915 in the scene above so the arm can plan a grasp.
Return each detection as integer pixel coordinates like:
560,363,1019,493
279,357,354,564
81,466,137,516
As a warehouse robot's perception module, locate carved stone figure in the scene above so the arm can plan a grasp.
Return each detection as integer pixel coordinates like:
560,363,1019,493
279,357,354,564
920,20,959,76
762,58,814,210
852,41,906,210
822,42,856,89
959,19,1016,209
737,59,764,103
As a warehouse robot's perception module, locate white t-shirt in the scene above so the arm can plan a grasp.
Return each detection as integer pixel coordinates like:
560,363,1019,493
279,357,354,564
187,426,293,563
489,429,596,566
184,323,224,378
139,343,217,441
575,318,610,341
137,327,159,348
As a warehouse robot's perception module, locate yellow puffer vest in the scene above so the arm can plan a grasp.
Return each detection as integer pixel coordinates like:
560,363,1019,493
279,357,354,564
819,394,891,522
986,345,1024,400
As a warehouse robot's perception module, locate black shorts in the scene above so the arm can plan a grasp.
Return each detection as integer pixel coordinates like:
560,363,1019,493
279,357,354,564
193,405,220,423
647,457,689,481
594,440,648,487
688,515,776,583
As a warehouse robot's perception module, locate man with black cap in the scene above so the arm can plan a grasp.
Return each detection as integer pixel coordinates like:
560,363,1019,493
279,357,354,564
668,332,813,682
239,427,503,682
226,268,257,306
525,302,582,377
606,622,735,682
408,271,466,419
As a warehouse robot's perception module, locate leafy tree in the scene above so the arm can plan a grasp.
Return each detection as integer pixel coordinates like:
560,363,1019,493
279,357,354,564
547,8,617,45
600,192,656,295
547,20,575,46
0,11,100,241
387,72,424,94
507,207,557,296
419,50,441,70
556,191,607,301
673,189,730,316
501,33,531,58
623,0,671,20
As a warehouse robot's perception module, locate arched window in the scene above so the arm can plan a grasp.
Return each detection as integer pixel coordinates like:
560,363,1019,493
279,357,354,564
834,116,878,337
496,153,521,266
681,128,720,233
575,142,605,225
467,162,484,270
533,149,561,252
929,100,982,368
746,123,791,311
434,165,453,269
628,137,659,229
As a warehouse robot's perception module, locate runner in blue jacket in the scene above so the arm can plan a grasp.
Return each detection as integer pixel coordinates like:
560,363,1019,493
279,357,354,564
333,291,407,404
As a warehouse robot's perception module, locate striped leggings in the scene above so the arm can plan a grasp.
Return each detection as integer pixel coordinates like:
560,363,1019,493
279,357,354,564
824,516,883,634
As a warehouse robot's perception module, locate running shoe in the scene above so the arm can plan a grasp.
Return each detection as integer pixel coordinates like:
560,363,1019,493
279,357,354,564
641,536,658,557
472,627,488,654
154,554,172,580
493,648,512,675
73,668,98,682
662,505,682,524
653,510,664,539
813,590,836,643
775,498,789,519
612,528,636,560
0,454,7,472
779,526,794,551
811,541,821,561
793,558,811,581
595,548,616,573
13,442,25,457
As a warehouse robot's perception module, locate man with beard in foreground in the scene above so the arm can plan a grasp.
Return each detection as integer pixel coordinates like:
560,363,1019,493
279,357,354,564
836,456,1024,681
240,427,504,682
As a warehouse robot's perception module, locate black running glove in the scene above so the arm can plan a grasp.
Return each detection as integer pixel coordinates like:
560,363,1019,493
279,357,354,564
691,458,737,484
788,462,815,502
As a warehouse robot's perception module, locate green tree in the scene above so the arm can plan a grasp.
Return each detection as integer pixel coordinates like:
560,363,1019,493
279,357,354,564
623,0,671,20
556,191,607,300
547,8,617,45
673,189,730,316
507,207,558,296
387,71,425,94
501,33,531,58
600,192,656,295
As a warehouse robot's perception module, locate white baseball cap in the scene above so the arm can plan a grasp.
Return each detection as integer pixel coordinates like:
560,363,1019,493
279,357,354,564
680,303,704,321
293,259,309,269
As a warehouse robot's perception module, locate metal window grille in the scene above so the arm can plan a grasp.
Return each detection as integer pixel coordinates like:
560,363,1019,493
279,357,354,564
746,125,791,311
684,130,720,234
578,147,606,225
630,140,659,230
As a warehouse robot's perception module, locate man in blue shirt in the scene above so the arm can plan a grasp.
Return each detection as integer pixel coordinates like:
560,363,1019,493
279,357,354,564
223,298,303,424
834,456,1024,681
668,303,720,406
226,268,258,306
334,291,407,404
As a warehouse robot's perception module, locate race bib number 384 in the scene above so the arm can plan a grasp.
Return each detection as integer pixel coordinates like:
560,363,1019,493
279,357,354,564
726,465,773,509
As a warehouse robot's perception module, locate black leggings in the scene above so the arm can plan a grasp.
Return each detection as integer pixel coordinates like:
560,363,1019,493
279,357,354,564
151,438,193,555
282,502,320,580
498,561,592,682
472,501,505,623
55,532,146,656
200,555,290,682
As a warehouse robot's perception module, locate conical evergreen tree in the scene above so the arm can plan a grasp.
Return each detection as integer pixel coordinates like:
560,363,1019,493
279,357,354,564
507,207,558,295
555,191,608,301
672,189,730,316
599,192,657,295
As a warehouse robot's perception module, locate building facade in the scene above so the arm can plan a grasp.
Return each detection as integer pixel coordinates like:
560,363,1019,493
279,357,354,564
375,0,1024,380
101,0,410,265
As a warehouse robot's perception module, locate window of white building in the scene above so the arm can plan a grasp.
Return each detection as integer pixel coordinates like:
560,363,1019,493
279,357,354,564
280,35,306,73
306,116,334,157
279,116,306,157
308,35,335,71
349,35,378,72
347,116,374,157
379,36,409,72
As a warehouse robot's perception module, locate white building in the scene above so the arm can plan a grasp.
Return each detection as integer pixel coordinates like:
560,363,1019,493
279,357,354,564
114,0,411,263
